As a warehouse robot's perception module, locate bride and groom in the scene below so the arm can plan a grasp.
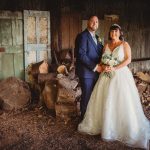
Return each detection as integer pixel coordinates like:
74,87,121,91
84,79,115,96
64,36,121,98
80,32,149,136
75,15,150,149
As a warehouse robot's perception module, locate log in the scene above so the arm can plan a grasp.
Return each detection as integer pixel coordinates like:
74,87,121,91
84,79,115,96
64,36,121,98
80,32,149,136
55,102,77,123
38,73,57,84
57,88,76,104
26,61,44,83
39,60,49,74
26,61,43,76
57,65,68,75
137,83,147,95
42,80,58,109
0,77,31,110
135,72,150,83
58,77,78,90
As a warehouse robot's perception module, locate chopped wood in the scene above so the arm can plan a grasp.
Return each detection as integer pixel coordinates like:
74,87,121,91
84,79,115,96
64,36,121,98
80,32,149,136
57,65,68,75
39,60,49,74
26,61,43,76
136,83,147,95
42,80,58,109
135,72,150,110
135,72,150,83
58,76,78,90
57,88,76,104
38,73,57,84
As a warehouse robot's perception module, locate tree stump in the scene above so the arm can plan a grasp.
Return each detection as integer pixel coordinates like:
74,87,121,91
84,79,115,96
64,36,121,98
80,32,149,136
0,77,31,110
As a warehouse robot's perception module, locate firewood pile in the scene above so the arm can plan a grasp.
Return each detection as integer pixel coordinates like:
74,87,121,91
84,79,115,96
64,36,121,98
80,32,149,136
55,74,81,123
26,48,150,123
134,72,150,110
26,49,81,123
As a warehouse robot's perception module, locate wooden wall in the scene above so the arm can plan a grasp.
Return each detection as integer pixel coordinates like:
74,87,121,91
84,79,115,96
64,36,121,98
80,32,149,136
0,0,149,72
79,0,150,72
60,11,81,50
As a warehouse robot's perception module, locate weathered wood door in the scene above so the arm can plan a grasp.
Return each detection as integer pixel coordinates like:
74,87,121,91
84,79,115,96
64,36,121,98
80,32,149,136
24,10,51,77
0,11,24,80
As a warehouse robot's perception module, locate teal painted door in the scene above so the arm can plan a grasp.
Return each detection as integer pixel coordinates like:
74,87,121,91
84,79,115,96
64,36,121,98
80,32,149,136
0,11,24,80
24,10,51,79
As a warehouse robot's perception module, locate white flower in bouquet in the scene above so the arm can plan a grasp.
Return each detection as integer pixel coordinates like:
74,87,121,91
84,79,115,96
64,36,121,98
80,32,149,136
109,59,118,66
101,53,120,78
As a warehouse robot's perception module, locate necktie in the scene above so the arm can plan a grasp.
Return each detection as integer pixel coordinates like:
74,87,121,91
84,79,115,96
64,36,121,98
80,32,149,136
93,36,97,45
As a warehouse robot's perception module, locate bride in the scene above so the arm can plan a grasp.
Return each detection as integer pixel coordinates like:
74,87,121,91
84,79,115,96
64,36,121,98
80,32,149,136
78,24,150,149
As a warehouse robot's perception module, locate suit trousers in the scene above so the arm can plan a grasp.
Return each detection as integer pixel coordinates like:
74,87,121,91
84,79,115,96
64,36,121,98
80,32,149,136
79,77,98,119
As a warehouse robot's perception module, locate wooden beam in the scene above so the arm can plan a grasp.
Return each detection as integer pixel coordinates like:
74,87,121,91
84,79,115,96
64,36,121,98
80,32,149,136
132,58,150,62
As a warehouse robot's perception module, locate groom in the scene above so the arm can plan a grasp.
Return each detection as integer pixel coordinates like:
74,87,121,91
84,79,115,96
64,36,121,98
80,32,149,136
75,15,103,119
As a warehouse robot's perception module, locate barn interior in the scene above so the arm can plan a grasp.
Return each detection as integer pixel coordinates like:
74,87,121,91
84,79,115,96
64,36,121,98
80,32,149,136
0,0,150,149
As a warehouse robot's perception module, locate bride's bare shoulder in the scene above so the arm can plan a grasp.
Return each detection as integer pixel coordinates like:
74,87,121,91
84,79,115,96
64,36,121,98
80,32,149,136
122,41,131,53
122,41,130,47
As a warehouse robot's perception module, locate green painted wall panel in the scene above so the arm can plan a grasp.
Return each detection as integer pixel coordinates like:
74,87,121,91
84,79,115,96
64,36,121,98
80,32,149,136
2,45,23,53
0,11,24,80
14,53,24,79
0,19,12,46
12,19,23,46
1,53,14,79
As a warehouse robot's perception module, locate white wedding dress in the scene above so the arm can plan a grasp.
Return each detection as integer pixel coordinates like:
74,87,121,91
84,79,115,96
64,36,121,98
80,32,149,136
78,44,150,149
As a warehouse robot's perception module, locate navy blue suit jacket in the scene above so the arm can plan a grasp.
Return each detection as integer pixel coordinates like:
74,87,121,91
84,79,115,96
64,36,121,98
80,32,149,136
75,29,103,79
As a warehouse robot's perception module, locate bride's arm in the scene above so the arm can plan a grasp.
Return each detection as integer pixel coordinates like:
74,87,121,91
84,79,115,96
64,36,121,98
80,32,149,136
112,42,131,71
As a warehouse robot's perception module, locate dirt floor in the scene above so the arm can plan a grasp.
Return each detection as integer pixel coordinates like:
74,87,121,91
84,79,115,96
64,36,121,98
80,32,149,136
0,102,149,150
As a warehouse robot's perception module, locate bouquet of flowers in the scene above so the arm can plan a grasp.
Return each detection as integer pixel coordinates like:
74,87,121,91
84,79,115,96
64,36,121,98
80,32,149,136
101,53,121,78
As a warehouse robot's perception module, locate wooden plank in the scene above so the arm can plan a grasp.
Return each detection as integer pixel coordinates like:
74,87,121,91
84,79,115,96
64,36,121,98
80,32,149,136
61,13,70,49
27,16,36,44
129,60,150,73
14,53,24,79
0,19,12,46
1,45,23,53
1,54,14,79
12,19,23,46
0,11,22,19
144,30,150,59
69,13,81,49
39,17,48,44
39,50,48,61
61,12,81,50
25,50,36,64
0,11,24,80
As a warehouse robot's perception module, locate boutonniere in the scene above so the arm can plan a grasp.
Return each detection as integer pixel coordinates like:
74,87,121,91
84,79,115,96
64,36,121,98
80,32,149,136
96,35,102,44
97,37,102,43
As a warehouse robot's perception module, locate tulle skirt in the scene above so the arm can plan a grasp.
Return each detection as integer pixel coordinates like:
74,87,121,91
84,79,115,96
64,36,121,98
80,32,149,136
78,67,150,149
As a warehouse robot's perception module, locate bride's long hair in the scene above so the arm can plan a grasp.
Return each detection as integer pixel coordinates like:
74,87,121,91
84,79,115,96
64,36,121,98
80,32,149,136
108,24,124,41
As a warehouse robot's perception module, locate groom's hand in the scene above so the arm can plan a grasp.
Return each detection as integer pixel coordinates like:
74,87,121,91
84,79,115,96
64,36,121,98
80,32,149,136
96,64,103,73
